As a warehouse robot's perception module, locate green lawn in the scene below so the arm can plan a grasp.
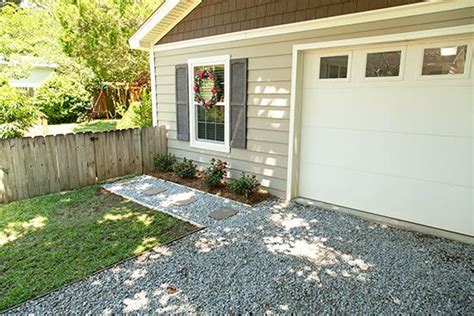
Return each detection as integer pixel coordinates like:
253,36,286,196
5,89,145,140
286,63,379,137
0,185,199,311
72,120,118,133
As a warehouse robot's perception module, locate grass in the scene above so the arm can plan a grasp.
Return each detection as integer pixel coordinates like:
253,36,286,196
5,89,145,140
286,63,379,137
72,120,117,133
0,185,199,311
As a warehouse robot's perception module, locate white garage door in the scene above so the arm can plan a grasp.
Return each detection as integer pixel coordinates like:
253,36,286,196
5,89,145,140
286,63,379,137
299,35,473,235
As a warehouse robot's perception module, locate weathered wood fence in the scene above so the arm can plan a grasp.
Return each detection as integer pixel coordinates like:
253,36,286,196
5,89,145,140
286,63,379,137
0,126,167,204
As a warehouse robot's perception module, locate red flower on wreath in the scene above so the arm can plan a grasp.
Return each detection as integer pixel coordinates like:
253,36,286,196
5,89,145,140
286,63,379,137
193,85,200,92
211,87,217,94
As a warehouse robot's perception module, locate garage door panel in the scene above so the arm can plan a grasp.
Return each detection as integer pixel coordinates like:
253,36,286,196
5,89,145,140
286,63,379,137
300,126,471,187
302,86,471,137
299,36,473,235
299,162,473,236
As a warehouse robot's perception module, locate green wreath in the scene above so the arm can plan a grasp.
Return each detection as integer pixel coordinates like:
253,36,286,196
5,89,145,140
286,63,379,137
193,69,222,109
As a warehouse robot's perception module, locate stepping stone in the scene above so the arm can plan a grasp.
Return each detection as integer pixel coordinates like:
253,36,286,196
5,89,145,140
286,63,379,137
172,196,196,206
209,208,238,220
142,187,167,196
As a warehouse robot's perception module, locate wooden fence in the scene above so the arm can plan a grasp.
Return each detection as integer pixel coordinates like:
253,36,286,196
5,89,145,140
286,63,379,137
0,126,167,204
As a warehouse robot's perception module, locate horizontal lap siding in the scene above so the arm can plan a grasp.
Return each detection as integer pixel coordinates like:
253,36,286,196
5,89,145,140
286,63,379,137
155,52,291,197
153,8,473,197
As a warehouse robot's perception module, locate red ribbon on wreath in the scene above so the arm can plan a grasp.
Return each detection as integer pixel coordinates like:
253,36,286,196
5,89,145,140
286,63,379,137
193,70,221,109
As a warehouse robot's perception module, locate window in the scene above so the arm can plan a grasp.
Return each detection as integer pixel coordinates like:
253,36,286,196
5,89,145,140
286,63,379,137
365,50,402,77
320,55,349,79
188,55,230,153
422,44,468,76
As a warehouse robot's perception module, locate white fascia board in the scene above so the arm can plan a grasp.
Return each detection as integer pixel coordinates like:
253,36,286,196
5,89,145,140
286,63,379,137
149,49,158,127
154,0,474,52
129,0,181,50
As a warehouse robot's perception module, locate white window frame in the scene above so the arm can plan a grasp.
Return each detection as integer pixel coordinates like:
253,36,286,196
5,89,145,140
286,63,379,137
417,41,472,80
187,55,230,153
362,46,406,81
317,51,352,82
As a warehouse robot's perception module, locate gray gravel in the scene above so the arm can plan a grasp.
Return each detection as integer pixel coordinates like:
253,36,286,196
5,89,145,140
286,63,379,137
6,175,473,314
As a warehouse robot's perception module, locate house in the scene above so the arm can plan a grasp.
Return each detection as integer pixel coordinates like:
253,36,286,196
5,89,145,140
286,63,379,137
129,0,473,238
0,56,57,95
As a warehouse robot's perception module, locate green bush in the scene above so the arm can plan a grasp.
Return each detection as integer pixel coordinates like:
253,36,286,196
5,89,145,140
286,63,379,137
227,172,260,199
173,158,197,179
117,88,152,129
0,83,39,139
34,74,91,124
153,153,177,172
204,158,228,187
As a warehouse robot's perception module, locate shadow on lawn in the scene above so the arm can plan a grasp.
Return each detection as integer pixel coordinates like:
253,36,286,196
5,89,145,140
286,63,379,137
0,187,199,311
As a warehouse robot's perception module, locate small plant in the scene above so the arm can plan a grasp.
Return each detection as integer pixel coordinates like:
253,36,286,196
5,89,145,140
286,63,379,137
153,153,177,172
204,158,228,187
173,158,197,178
227,172,260,199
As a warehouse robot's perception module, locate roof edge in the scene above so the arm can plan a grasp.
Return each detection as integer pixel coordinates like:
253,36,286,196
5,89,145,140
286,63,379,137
153,0,473,52
129,0,201,50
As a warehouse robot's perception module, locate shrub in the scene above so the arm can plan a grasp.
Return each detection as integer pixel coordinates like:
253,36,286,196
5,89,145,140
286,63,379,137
227,172,260,199
153,153,176,172
117,88,152,129
173,158,197,178
0,83,39,139
34,74,91,124
204,158,228,187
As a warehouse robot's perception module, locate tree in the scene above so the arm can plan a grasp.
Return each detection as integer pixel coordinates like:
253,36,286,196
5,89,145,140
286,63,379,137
0,79,40,139
55,0,162,83
0,2,62,78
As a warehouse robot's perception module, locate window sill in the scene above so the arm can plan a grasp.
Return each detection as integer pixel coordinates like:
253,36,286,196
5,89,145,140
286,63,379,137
190,139,230,153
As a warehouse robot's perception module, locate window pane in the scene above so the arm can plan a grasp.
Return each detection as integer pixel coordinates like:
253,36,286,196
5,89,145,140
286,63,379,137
320,55,349,79
196,105,225,142
366,51,401,77
422,45,467,75
193,64,225,104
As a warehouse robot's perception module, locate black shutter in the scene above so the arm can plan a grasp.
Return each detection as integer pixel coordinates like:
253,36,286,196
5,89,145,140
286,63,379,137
175,64,189,141
230,58,248,149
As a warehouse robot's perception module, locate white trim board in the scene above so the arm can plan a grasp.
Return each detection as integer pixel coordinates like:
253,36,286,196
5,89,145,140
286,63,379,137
285,24,474,201
149,48,158,127
154,0,473,52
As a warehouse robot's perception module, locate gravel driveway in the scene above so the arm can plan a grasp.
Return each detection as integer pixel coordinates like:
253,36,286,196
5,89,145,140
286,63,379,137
6,175,473,314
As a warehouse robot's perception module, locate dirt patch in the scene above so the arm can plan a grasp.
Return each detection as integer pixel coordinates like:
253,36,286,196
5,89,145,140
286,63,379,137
147,171,271,205
95,188,123,202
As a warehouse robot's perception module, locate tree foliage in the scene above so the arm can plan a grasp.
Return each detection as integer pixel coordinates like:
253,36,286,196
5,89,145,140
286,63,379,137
0,2,63,79
0,81,39,139
34,74,91,124
55,0,162,83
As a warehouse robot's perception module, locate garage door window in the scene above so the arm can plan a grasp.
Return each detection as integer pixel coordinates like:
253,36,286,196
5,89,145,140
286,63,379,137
422,44,468,76
365,50,402,78
320,55,349,79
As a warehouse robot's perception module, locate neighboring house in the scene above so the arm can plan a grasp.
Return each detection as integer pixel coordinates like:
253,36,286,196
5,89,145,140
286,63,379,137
0,57,57,95
130,0,473,237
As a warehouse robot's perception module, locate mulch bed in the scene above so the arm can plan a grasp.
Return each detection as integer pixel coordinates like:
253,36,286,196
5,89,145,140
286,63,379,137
146,170,271,205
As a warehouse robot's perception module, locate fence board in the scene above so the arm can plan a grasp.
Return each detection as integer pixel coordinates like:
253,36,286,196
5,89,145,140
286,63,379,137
0,126,166,203
33,136,49,196
44,135,61,192
83,133,97,185
0,140,14,202
22,138,38,197
9,139,27,200
131,128,142,174
94,132,107,181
